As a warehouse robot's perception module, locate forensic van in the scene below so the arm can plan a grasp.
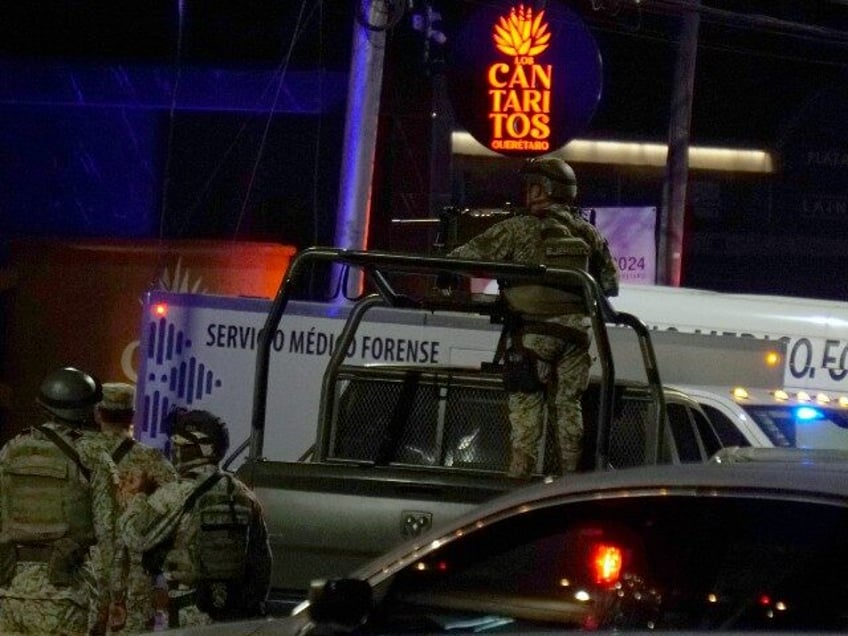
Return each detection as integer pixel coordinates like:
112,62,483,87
135,282,792,465
136,275,848,463
613,283,848,393
612,284,848,453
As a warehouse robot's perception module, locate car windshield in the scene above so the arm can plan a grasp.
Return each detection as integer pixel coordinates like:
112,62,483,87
744,404,848,450
368,494,848,632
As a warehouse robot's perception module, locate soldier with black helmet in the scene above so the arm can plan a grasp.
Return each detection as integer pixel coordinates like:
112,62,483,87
0,367,120,635
448,157,619,477
119,408,271,629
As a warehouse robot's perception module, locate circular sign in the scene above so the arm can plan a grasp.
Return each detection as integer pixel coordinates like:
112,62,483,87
448,2,603,158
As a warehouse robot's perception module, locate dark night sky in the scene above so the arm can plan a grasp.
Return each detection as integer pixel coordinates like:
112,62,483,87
1,1,845,148
2,1,848,297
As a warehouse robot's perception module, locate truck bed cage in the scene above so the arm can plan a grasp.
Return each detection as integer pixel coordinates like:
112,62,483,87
250,247,664,470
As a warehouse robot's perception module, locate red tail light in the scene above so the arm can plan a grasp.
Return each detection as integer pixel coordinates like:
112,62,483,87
591,543,623,585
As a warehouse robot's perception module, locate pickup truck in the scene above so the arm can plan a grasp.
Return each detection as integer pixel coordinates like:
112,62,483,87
233,248,722,604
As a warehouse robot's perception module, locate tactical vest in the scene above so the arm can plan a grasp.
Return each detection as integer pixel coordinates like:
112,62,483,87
0,426,94,545
195,473,252,582
503,217,590,317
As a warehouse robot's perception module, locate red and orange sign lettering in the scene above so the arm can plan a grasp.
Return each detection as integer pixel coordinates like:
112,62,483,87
488,5,553,152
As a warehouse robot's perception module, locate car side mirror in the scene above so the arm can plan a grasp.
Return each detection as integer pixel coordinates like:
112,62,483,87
308,578,373,632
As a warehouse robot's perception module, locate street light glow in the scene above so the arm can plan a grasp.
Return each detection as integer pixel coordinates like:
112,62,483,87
452,131,774,173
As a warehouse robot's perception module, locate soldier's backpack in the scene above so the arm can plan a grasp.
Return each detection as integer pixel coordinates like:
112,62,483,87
0,425,94,545
142,471,253,615
195,473,252,583
193,472,254,617
502,215,590,317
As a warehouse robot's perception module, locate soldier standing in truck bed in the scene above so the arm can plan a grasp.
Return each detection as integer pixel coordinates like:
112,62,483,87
448,157,619,477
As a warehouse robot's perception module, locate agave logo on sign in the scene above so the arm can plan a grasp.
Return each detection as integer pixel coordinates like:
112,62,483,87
449,2,602,157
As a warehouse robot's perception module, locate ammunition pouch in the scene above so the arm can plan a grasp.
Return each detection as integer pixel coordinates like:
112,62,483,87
47,537,85,587
0,542,14,586
0,541,74,586
502,286,585,317
502,345,544,393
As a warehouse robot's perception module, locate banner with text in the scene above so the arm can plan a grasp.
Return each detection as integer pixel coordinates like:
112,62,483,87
590,206,657,285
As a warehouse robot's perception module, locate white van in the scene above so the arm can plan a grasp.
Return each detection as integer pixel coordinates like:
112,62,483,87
609,283,848,453
670,383,848,452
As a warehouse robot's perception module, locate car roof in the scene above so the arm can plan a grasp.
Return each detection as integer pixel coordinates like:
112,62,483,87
460,458,848,521
712,445,848,464
352,458,848,581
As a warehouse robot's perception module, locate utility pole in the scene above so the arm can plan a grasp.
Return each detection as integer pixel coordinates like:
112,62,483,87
334,0,390,297
658,0,700,286
418,4,452,247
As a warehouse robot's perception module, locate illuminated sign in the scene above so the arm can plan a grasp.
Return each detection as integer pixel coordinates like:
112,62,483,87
489,5,553,152
449,2,602,158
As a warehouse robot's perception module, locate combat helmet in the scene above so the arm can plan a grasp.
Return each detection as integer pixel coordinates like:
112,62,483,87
521,157,578,204
168,408,230,472
37,367,103,425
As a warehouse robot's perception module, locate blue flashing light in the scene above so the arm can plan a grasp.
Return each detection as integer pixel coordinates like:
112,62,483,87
795,406,824,422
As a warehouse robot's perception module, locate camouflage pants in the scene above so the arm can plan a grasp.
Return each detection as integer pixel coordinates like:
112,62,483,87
0,563,88,636
506,328,591,477
122,555,157,633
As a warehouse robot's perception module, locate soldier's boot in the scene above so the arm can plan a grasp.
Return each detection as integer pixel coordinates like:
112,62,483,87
508,449,535,477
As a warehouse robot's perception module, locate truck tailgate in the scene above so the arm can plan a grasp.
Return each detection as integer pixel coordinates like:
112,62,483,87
238,459,523,595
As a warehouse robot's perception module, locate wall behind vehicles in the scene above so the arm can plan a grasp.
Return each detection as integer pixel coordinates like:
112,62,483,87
136,291,784,468
3,239,294,441
612,283,848,392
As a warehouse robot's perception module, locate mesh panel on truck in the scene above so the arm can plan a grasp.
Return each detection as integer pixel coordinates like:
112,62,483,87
329,367,654,472
608,395,650,468
580,383,651,470
443,386,510,471
331,376,440,463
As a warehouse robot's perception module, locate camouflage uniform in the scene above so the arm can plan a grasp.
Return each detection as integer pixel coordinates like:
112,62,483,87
85,430,177,633
450,204,619,476
119,463,271,629
0,422,119,636
82,381,179,634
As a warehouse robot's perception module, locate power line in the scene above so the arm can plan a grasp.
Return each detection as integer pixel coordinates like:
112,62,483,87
639,0,848,47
